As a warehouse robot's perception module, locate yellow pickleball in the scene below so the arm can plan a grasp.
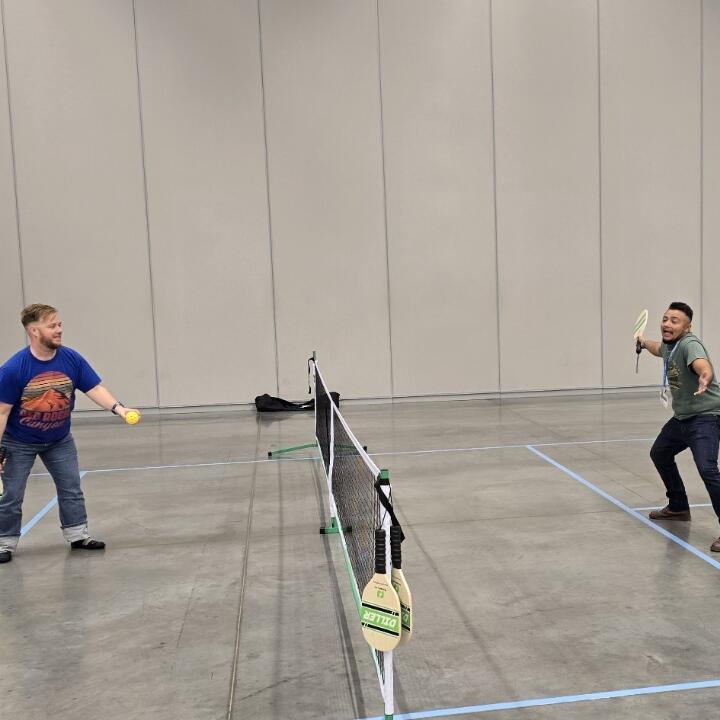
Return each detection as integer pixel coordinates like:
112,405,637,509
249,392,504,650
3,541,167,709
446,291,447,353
125,410,141,425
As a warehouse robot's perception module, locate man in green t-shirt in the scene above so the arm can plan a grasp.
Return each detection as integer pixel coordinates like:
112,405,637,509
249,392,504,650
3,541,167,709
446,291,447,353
637,301,720,552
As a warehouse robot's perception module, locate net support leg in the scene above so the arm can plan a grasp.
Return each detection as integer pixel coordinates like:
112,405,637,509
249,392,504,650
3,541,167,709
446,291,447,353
319,516,340,534
267,442,316,458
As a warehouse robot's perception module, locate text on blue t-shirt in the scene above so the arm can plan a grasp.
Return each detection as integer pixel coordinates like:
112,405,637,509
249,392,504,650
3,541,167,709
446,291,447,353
0,346,101,443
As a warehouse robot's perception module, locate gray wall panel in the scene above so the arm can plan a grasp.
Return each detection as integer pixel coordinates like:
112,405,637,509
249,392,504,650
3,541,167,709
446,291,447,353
380,0,498,397
4,0,156,408
0,1,711,403
0,10,24,361
600,0,701,388
494,0,601,392
135,0,277,407
262,0,392,399
702,0,720,360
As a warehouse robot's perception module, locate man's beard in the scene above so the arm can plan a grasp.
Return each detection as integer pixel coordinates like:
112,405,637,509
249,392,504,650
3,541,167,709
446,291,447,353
41,336,61,350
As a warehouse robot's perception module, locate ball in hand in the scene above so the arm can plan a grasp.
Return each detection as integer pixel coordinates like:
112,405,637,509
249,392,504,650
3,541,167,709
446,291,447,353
125,410,141,425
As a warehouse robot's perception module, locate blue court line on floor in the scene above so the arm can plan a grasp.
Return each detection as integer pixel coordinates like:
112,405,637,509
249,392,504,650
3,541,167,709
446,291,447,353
526,446,720,571
20,497,58,537
358,678,720,720
20,471,87,537
26,435,654,479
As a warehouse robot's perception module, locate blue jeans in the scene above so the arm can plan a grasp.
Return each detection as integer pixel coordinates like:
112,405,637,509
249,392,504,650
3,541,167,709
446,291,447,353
650,414,720,523
0,432,87,542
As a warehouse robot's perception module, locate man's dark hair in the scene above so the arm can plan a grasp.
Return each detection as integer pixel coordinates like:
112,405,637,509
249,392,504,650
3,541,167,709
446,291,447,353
668,301,693,322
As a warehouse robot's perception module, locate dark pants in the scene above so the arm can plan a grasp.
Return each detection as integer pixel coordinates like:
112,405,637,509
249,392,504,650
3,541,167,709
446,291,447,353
650,414,720,523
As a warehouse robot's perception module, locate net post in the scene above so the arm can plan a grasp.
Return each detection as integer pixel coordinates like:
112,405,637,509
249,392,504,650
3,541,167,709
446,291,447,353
320,393,339,534
269,351,318,458
377,469,394,720
314,356,338,533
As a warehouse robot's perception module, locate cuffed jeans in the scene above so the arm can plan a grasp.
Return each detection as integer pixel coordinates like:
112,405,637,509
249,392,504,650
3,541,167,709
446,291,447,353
0,432,89,550
650,414,720,523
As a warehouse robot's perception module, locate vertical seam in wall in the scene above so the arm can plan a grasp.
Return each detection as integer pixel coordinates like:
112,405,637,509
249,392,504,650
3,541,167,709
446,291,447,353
376,0,395,398
131,0,161,408
700,0,704,338
257,0,280,396
597,0,604,388
1,0,25,310
489,0,501,394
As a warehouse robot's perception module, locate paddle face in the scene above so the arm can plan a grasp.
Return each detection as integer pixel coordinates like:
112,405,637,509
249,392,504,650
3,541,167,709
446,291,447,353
390,524,412,645
360,575,401,651
633,309,649,339
634,309,649,372
391,568,413,645
361,529,401,651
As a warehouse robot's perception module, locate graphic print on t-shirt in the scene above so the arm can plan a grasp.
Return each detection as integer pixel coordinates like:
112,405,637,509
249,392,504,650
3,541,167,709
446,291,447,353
19,370,74,431
667,361,681,391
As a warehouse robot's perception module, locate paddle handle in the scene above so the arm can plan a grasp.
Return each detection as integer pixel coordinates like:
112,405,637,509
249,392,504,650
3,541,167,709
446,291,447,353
636,338,642,355
390,525,403,570
374,529,386,574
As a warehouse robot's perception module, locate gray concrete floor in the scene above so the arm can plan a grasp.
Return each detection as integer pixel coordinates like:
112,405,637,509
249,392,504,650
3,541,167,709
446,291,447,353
2,394,720,720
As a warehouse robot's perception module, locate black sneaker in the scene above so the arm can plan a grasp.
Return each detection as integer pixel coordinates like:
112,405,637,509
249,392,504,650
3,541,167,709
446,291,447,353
0,550,12,563
70,538,106,550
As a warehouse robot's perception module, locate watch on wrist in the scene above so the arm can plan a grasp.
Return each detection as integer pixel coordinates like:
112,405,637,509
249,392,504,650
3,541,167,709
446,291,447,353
111,402,124,415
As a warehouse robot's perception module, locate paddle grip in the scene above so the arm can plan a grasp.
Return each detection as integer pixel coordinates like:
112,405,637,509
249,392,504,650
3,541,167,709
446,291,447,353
636,338,642,355
374,529,386,574
390,525,402,570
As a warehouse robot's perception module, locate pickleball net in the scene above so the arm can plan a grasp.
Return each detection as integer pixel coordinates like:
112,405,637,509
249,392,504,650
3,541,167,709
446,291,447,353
312,357,396,719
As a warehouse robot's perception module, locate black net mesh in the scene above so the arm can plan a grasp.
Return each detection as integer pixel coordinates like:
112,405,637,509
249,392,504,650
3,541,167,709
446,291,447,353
313,362,386,677
314,366,332,474
331,407,381,598
332,410,385,676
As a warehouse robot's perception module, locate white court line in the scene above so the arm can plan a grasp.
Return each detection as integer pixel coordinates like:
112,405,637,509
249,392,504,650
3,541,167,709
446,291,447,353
24,435,653,479
29,455,313,478
633,503,712,511
370,436,654,458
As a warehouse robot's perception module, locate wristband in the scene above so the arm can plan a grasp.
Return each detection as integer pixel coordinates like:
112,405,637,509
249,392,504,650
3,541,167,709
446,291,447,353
111,402,124,415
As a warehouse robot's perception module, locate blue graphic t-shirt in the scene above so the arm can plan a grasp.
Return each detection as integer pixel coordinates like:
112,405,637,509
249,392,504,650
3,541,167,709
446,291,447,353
0,346,101,443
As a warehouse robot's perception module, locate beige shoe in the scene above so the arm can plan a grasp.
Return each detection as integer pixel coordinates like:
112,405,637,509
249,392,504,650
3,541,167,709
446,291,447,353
648,506,691,521
711,537,720,553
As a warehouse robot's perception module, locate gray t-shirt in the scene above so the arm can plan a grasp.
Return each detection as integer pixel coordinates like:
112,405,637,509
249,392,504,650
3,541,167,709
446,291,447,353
661,333,720,419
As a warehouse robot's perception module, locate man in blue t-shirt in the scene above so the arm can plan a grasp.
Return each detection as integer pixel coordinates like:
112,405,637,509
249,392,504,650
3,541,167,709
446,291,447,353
0,304,140,564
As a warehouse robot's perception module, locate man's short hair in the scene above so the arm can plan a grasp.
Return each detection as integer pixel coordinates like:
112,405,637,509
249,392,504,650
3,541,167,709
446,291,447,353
668,301,693,322
21,304,58,327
